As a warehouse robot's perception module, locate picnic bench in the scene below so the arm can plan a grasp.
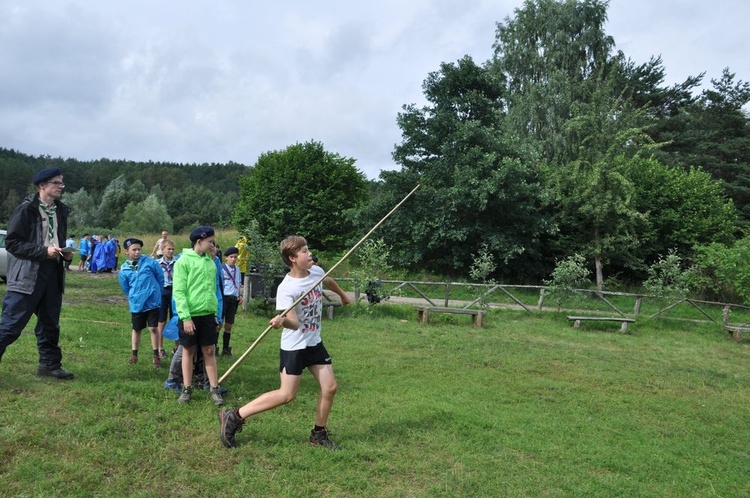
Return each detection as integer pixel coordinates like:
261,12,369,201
566,316,635,333
323,301,342,319
724,325,750,342
416,306,487,327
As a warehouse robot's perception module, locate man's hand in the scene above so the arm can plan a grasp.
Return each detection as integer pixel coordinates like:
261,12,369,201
269,315,284,329
47,246,62,260
183,319,196,335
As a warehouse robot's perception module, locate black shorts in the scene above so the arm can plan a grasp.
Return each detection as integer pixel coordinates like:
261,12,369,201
159,288,173,322
279,342,332,376
222,295,239,325
179,314,219,347
131,308,159,330
80,254,89,263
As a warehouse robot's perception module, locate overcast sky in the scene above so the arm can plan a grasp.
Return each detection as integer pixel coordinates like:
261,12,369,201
1,1,747,180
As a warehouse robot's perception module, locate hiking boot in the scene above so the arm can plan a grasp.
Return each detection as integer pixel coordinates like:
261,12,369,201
309,427,338,450
203,384,228,394
209,386,224,406
128,355,138,364
221,347,233,359
164,381,180,393
36,365,74,380
177,385,193,403
219,408,245,448
152,355,161,369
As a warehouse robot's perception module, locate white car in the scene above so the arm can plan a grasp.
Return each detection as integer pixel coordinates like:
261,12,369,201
0,229,6,281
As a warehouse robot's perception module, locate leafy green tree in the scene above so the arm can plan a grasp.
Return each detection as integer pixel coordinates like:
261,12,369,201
367,56,551,278
96,175,147,229
234,141,367,251
350,238,393,305
629,158,738,269
65,188,98,228
655,69,750,224
469,244,498,309
543,253,591,311
117,194,174,234
643,249,695,301
694,235,750,302
492,0,617,166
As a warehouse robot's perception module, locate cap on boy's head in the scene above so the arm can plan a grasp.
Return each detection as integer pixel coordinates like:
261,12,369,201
123,238,144,250
32,167,63,185
224,246,238,257
189,225,215,243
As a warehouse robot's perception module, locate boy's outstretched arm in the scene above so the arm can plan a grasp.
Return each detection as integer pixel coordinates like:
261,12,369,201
323,277,352,306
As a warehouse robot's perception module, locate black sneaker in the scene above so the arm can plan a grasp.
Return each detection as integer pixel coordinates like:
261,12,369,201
36,365,74,380
219,408,245,448
309,427,338,450
221,347,233,359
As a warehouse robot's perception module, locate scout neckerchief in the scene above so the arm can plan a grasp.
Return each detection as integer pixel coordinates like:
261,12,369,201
223,264,239,292
161,259,173,285
39,199,57,245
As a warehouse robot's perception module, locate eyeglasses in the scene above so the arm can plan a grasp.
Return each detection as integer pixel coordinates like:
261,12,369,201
47,181,65,187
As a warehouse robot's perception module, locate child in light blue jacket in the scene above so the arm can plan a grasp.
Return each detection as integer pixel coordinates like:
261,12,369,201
119,238,165,368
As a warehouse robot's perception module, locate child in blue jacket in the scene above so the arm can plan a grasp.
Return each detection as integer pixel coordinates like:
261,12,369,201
119,238,165,368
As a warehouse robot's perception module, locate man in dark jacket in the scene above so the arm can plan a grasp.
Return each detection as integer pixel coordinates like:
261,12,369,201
0,167,75,379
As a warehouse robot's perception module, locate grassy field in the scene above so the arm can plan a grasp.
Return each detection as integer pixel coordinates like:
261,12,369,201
1,271,749,497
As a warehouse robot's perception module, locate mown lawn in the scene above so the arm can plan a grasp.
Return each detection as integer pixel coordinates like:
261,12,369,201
1,271,749,497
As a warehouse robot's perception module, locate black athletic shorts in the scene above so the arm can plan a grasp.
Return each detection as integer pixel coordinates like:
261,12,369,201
159,287,173,322
179,314,219,347
222,295,239,325
279,342,332,376
131,308,159,330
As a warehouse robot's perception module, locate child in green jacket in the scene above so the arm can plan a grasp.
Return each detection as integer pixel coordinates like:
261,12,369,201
172,225,223,406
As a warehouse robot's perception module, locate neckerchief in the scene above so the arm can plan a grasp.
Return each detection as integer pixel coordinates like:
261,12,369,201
223,264,239,291
39,199,57,244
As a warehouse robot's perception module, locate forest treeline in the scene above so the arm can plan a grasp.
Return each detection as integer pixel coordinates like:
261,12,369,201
0,148,248,232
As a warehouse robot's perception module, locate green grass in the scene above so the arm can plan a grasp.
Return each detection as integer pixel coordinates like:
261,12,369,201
1,273,749,497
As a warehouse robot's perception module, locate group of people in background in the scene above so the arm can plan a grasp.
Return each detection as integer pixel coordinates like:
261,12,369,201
64,232,120,273
1,166,352,451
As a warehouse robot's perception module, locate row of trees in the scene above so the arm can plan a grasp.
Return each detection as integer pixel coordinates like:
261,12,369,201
354,0,748,294
0,149,247,232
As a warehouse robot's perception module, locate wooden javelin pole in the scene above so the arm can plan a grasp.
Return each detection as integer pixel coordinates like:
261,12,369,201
219,183,421,384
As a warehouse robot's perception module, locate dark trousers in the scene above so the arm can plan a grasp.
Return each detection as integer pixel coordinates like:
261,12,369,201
0,261,64,368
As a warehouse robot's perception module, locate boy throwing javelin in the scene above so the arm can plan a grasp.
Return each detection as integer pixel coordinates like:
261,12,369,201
219,235,351,449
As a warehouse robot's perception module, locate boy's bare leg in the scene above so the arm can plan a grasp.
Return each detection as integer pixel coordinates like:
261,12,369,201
308,364,337,427
181,345,195,386
202,344,219,387
131,329,140,352
237,371,302,419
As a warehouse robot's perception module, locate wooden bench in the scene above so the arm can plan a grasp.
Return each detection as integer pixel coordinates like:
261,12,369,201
724,325,750,342
567,316,635,333
416,306,487,327
323,302,342,320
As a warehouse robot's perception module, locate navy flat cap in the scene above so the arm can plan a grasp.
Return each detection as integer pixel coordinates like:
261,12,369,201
189,225,215,243
32,167,63,185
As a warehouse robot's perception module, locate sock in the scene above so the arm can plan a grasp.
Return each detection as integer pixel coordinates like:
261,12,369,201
223,332,231,350
313,425,326,432
153,349,159,357
132,350,138,356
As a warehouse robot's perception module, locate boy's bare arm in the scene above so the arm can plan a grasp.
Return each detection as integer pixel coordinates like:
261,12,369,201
323,277,352,306
270,308,299,330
